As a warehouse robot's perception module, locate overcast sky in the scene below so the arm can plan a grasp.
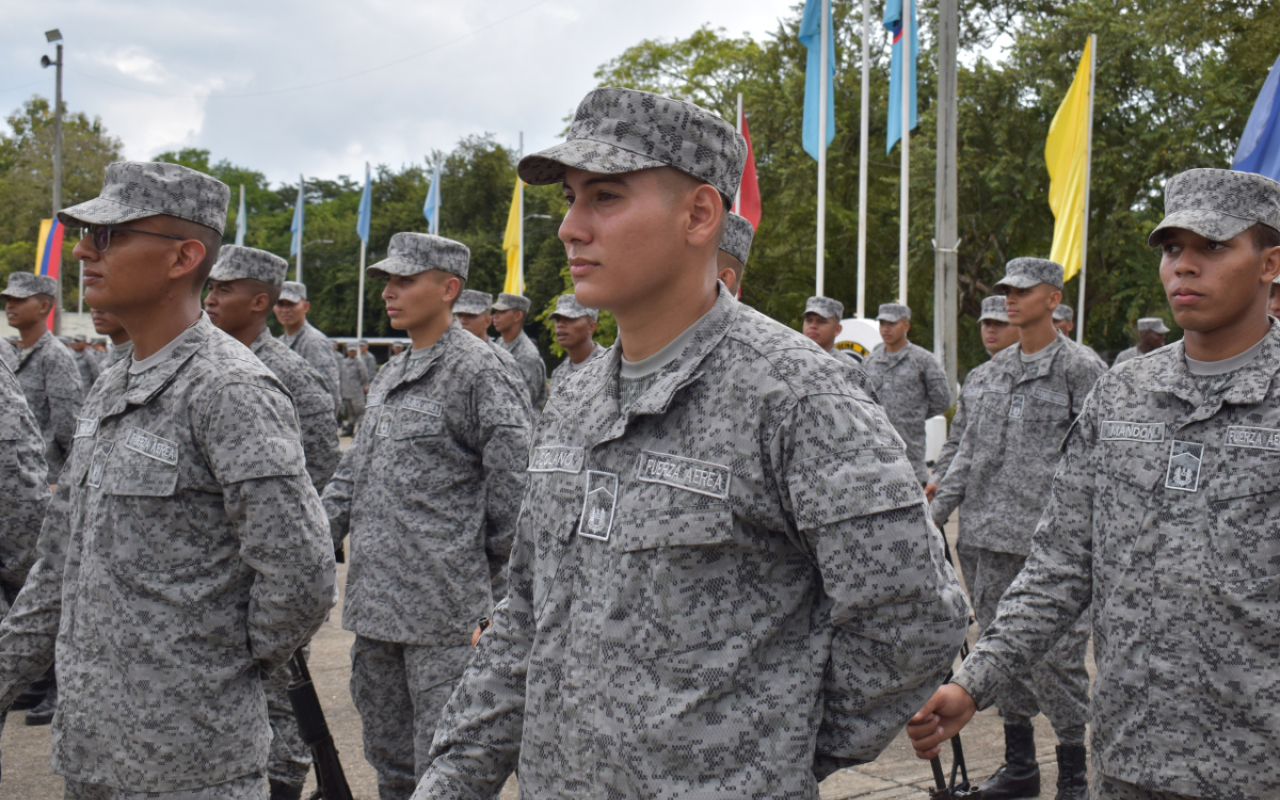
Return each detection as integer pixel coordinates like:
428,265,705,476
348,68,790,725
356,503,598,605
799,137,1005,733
4,1,803,187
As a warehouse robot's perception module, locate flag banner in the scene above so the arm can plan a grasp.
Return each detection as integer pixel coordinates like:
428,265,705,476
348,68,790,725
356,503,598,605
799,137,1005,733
736,112,762,229
290,179,305,256
799,0,835,161
502,179,523,294
235,185,246,246
884,0,919,152
35,218,64,330
1234,50,1280,181
1046,37,1094,282
423,161,441,235
357,164,373,243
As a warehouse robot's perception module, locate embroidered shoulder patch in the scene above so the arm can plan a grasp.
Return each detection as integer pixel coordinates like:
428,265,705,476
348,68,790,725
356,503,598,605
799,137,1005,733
1032,387,1069,406
1225,425,1280,452
74,417,98,438
124,426,179,465
636,450,731,500
529,445,585,474
1100,421,1165,443
402,396,443,417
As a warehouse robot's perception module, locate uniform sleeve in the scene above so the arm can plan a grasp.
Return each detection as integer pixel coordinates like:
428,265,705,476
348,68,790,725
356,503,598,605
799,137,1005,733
322,396,379,547
525,356,548,411
465,368,532,587
931,386,970,483
951,394,1099,709
1067,351,1105,416
0,378,50,606
778,392,970,774
296,391,342,493
929,414,975,523
46,353,84,464
199,381,337,671
923,353,953,419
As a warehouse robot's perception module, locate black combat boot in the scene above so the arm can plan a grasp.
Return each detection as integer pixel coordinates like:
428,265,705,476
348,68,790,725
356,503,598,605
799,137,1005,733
268,779,304,800
974,723,1040,799
25,678,57,726
1053,744,1087,800
12,666,53,710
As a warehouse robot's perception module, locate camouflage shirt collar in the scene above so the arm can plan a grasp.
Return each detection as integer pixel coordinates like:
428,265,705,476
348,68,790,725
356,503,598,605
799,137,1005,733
1133,319,1280,408
250,327,274,355
16,330,56,368
387,320,466,391
111,314,213,409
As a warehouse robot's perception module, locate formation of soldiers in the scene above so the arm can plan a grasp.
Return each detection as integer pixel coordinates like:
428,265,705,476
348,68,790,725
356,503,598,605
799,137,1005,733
0,85,1274,800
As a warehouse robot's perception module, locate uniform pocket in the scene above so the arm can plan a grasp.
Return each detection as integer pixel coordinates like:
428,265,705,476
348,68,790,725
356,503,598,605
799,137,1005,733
1209,463,1280,581
392,404,445,438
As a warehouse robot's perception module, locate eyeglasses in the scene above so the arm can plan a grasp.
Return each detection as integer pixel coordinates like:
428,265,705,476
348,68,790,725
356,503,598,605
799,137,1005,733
86,223,187,252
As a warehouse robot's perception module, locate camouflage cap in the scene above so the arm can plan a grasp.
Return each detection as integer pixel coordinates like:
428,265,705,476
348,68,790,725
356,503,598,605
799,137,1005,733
57,161,230,234
1148,168,1280,246
518,87,747,204
357,339,369,346
493,293,531,314
550,294,598,321
877,302,912,322
978,295,1009,323
804,296,844,320
368,232,469,280
1052,303,1074,321
719,212,754,266
994,257,1064,292
279,281,307,303
92,337,106,344
73,334,87,342
454,289,493,316
1,272,59,299
345,343,359,352
1137,317,1170,334
209,245,288,288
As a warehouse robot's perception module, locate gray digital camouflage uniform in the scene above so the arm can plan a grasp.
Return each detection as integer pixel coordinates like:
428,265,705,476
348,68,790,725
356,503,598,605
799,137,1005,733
861,341,952,483
416,288,969,800
490,341,532,406
0,314,337,793
251,330,341,493
282,320,341,412
360,348,378,378
0,360,49,616
954,320,1280,799
1111,345,1140,365
74,349,102,394
108,342,133,367
15,330,84,481
0,341,17,371
549,341,606,393
499,329,547,410
339,352,371,428
323,321,532,800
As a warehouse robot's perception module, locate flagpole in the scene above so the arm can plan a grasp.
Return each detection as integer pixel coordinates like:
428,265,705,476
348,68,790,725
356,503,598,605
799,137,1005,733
518,132,525,294
434,156,441,235
296,175,304,284
857,0,869,318
816,0,829,297
898,0,910,304
357,162,367,340
735,92,744,213
1077,33,1096,345
236,184,245,246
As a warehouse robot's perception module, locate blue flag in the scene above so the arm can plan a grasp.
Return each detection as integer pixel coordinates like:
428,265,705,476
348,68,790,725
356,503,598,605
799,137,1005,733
357,163,372,243
235,184,246,246
1234,51,1280,181
884,0,919,153
799,0,835,161
289,178,305,256
423,160,441,235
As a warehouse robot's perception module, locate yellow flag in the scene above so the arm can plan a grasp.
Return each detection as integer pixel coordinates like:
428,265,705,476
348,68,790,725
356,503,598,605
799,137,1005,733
502,178,523,295
1046,36,1094,282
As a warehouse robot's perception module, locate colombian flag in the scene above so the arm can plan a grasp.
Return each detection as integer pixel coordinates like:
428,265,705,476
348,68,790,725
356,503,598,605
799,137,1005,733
34,219,64,329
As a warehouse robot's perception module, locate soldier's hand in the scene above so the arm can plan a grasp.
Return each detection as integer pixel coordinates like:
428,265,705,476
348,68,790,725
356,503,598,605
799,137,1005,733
471,625,483,648
924,482,938,503
907,684,977,759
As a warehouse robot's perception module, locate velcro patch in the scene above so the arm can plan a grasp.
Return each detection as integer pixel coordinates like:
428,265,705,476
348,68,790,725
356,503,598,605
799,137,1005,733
1101,421,1165,443
1225,425,1280,452
123,426,179,465
1032,387,1069,406
529,445,585,474
636,450,731,499
402,396,443,417
74,417,98,438
366,392,384,408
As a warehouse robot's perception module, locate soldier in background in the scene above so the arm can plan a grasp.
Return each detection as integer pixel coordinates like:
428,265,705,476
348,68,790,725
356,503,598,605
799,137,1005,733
0,332,15,372
454,289,530,405
491,292,548,409
1112,317,1170,365
862,302,952,485
69,334,101,392
275,280,342,413
323,232,531,800
802,296,863,365
547,294,605,393
339,343,370,436
358,339,378,379
390,342,405,356
715,211,754,295
90,308,132,366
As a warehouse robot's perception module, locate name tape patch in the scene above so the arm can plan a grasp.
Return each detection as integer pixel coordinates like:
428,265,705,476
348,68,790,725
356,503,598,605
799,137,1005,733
123,426,179,465
1225,425,1280,452
1101,421,1166,443
1032,387,1069,407
402,396,443,417
74,417,98,438
529,445,585,474
636,450,731,500
366,392,385,408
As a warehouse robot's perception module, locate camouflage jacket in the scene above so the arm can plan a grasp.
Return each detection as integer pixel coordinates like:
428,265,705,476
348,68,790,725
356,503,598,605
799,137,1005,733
491,341,532,406
74,349,102,394
0,341,16,372
281,321,341,409
932,356,1002,484
338,354,370,401
0,360,49,614
548,342,606,394
0,315,337,792
500,330,548,410
861,342,952,482
417,289,969,800
930,334,1104,556
360,350,377,377
322,322,532,646
108,342,133,367
251,329,341,492
1111,345,1140,366
15,330,83,480
954,321,1280,798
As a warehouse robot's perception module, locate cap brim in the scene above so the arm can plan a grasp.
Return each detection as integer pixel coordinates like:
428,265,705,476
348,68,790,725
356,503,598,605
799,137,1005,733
993,274,1044,292
57,196,154,228
876,315,905,322
366,257,427,278
0,289,36,299
978,313,1009,323
1147,209,1255,247
278,292,304,303
518,139,668,186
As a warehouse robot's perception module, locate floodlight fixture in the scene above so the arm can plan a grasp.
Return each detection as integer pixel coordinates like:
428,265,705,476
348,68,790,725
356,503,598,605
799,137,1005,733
46,29,62,43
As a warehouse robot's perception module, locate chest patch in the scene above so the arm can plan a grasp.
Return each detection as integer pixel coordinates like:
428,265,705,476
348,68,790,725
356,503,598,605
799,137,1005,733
1225,425,1280,452
366,392,385,408
1165,440,1203,493
1032,387,1069,407
124,426,179,465
1009,394,1025,419
74,417,98,438
636,450,731,500
529,445,585,474
1101,421,1165,443
402,396,442,417
375,409,394,438
87,441,114,488
578,470,618,541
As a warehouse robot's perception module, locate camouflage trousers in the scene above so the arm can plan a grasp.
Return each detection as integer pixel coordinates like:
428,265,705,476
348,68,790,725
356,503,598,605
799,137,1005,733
970,546,1090,744
349,636,473,800
1093,773,1212,800
263,646,311,788
343,397,365,430
63,774,265,800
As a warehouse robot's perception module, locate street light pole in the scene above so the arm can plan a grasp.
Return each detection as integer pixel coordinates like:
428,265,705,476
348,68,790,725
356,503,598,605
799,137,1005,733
42,29,64,333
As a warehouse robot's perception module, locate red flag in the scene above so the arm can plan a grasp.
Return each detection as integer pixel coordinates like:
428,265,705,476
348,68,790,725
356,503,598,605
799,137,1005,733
735,113,761,229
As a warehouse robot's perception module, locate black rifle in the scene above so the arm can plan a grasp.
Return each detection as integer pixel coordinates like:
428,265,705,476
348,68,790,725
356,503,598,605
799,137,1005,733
287,651,355,800
929,535,973,799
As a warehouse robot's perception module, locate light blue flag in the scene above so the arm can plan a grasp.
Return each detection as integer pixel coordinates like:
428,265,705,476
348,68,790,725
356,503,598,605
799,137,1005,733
423,160,441,235
357,163,372,243
1234,50,1280,181
235,185,245,246
799,0,835,161
290,178,305,256
884,0,919,153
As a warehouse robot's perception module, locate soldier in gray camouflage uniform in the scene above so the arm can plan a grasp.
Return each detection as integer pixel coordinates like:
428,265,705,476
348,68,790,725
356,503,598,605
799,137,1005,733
716,210,754,294
90,308,133,366
3,271,84,481
454,289,532,406
0,337,16,372
491,292,548,409
862,303,952,483
0,161,337,800
322,232,532,800
359,339,378,378
548,294,605,393
275,280,342,414
414,86,968,800
70,335,102,392
912,169,1280,800
928,258,1105,800
1113,317,1171,365
339,344,371,435
802,295,867,367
